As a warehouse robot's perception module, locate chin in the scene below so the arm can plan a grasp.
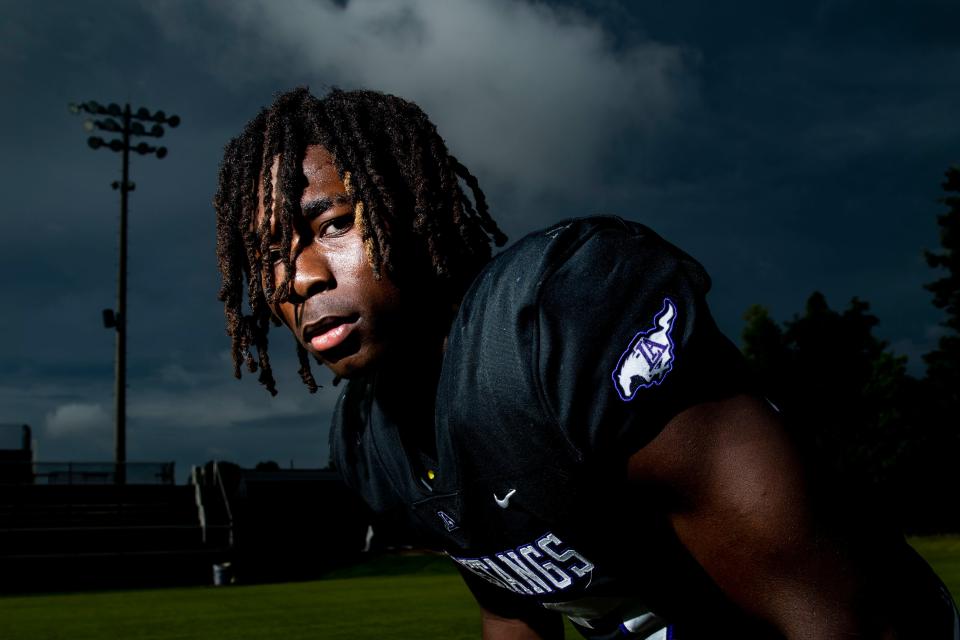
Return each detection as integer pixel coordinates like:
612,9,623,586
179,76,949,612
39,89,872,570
326,361,366,380
323,342,385,380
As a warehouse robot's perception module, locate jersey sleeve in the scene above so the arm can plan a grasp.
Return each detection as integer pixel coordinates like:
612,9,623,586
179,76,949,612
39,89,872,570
535,218,753,462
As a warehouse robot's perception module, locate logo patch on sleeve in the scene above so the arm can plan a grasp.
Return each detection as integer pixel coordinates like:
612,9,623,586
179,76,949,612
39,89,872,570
612,298,678,401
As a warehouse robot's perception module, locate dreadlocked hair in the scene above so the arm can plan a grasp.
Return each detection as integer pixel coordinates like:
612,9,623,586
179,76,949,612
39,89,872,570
214,87,507,395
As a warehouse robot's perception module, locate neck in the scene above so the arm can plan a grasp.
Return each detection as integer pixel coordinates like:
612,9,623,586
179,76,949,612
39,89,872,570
373,305,457,461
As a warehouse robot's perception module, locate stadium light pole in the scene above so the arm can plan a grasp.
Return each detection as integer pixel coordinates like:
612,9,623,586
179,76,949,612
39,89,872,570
69,100,180,485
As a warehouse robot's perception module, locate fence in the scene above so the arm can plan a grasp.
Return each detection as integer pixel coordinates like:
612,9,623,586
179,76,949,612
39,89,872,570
0,462,175,485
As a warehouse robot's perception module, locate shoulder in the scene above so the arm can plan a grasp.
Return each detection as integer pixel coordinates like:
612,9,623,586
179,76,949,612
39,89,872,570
458,215,708,326
439,215,734,463
483,214,705,284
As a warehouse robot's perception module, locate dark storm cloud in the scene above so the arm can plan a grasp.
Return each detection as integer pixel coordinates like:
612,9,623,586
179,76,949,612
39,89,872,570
2,0,698,474
0,0,310,472
1,0,958,476
560,0,960,363
143,0,697,222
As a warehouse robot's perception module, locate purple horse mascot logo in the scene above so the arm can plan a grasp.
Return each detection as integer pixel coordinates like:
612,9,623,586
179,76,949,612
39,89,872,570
612,298,678,402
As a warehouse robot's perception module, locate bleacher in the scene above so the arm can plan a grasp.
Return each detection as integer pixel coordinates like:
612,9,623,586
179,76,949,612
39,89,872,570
0,426,370,591
0,483,203,555
0,451,226,591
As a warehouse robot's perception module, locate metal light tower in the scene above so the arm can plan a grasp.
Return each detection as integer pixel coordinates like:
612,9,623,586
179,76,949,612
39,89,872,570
69,100,180,484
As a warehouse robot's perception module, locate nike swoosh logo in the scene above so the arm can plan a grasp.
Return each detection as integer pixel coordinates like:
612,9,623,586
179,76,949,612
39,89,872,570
494,489,517,509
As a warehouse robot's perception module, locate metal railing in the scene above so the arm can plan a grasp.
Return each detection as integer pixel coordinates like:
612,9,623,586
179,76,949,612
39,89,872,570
213,462,234,547
0,462,175,485
191,466,208,543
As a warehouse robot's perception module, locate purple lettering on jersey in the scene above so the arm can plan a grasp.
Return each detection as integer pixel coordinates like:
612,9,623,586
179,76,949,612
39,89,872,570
538,532,594,578
460,558,511,590
520,543,572,590
450,532,592,596
497,551,550,594
483,558,533,595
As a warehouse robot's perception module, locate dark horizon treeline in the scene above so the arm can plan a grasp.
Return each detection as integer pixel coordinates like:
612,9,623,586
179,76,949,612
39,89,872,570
739,166,960,533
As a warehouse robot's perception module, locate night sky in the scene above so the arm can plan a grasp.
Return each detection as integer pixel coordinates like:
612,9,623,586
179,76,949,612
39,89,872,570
2,0,958,477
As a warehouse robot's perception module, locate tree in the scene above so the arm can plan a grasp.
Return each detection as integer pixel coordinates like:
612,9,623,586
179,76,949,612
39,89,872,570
741,304,788,399
735,166,960,532
901,165,960,532
741,294,913,494
923,165,960,410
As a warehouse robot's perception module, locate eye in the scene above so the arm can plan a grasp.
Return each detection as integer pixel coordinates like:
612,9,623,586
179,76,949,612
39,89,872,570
317,213,354,239
267,246,284,264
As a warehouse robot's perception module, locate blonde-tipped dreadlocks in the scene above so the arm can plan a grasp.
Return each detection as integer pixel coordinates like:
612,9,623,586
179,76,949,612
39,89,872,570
214,88,506,395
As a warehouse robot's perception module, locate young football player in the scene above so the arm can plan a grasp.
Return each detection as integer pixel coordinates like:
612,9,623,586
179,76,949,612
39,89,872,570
214,87,958,639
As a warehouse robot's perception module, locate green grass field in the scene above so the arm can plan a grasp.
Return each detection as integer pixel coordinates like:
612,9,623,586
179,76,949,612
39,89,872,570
909,535,960,603
1,537,957,640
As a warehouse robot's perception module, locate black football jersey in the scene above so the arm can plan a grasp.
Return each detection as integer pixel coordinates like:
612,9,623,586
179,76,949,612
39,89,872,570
331,216,759,638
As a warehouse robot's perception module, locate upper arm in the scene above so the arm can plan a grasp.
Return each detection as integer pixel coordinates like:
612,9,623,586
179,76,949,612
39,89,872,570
520,219,902,636
627,393,888,639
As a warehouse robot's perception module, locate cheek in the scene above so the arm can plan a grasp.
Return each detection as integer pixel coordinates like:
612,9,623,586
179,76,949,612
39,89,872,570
274,300,298,334
345,255,371,283
356,261,401,311
341,244,392,303
332,236,401,317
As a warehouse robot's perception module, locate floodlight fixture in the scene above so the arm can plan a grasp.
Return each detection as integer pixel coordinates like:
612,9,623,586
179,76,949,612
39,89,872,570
69,98,180,484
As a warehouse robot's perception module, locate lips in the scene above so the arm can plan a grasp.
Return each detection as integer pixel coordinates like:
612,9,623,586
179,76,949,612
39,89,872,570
302,315,359,353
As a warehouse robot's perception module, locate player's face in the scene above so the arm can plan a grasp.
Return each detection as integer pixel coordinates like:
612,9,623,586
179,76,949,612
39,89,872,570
257,145,403,379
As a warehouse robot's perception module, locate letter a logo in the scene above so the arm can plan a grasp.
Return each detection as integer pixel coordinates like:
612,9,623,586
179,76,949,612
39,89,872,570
437,510,458,532
612,298,678,401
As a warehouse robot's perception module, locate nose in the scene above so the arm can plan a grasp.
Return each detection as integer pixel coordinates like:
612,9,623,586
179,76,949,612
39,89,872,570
288,244,334,302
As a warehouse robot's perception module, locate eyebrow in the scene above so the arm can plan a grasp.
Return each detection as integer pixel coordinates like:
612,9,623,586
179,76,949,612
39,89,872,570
301,193,353,219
